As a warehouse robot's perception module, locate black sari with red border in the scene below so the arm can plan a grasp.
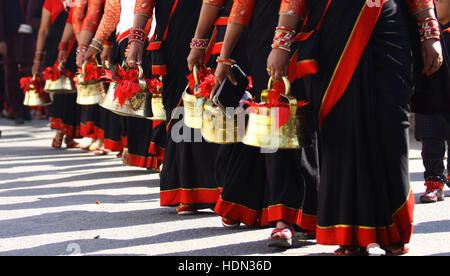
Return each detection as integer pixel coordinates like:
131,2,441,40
301,0,414,247
46,7,81,139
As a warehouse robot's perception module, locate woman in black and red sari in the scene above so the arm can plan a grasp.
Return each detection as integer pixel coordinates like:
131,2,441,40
31,0,81,149
83,0,158,170
127,0,222,215
267,0,443,255
213,0,319,248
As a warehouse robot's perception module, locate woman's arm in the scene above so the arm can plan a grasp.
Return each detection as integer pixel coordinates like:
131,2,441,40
215,0,256,85
125,0,156,68
187,0,225,72
76,0,105,67
267,0,307,81
72,0,87,38
407,0,443,75
57,22,74,65
83,0,121,65
32,7,52,75
434,0,450,24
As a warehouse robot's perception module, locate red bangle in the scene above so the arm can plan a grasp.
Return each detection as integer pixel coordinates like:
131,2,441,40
216,56,236,66
190,38,209,49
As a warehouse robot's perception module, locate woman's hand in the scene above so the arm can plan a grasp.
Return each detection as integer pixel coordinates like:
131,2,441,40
83,46,99,65
32,61,40,76
100,46,113,68
76,51,86,68
126,42,144,69
214,62,236,86
57,50,67,65
266,48,290,81
187,48,205,72
421,38,443,76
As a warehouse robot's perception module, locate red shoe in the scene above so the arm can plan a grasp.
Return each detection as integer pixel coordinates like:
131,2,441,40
221,217,240,229
382,244,409,256
267,227,295,248
176,204,198,215
420,177,445,203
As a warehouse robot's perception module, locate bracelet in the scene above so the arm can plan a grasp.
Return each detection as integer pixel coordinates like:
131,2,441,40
129,27,146,44
76,44,88,54
190,38,209,49
271,27,296,53
419,17,440,42
89,38,103,52
216,56,236,66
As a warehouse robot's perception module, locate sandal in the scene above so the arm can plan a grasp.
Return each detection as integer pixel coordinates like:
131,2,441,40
176,204,198,215
381,244,409,256
122,148,130,166
222,217,240,229
93,148,111,155
65,138,81,149
51,133,63,149
334,246,369,256
268,227,295,248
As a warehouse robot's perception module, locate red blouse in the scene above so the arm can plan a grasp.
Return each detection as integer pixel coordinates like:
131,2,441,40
43,0,65,24
72,0,87,34
228,0,256,26
279,0,307,18
229,0,435,28
134,0,156,18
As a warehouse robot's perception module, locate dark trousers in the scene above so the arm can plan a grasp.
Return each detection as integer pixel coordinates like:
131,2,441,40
3,33,34,117
422,138,450,179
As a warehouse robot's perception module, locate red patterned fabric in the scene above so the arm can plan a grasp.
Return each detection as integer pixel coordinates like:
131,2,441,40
81,0,105,34
279,0,307,17
134,0,156,18
43,0,65,24
94,0,121,44
228,0,256,26
72,0,87,34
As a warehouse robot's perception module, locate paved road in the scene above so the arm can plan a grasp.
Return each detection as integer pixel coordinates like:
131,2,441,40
0,117,449,257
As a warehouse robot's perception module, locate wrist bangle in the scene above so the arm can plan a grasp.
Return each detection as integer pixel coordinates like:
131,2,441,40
216,56,236,66
419,17,441,42
190,38,209,49
89,38,103,52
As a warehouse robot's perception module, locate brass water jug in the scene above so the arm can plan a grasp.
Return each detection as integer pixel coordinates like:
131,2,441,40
99,65,152,119
76,61,105,105
23,75,53,107
148,77,166,121
182,65,206,129
242,76,301,150
44,63,75,94
201,84,246,144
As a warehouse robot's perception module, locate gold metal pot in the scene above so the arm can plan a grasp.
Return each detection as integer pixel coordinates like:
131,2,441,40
44,63,76,94
182,65,205,129
242,76,301,150
99,65,152,119
201,84,245,144
23,75,52,107
76,61,105,105
148,77,166,121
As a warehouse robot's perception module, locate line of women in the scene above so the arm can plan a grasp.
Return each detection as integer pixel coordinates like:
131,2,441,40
30,0,446,256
